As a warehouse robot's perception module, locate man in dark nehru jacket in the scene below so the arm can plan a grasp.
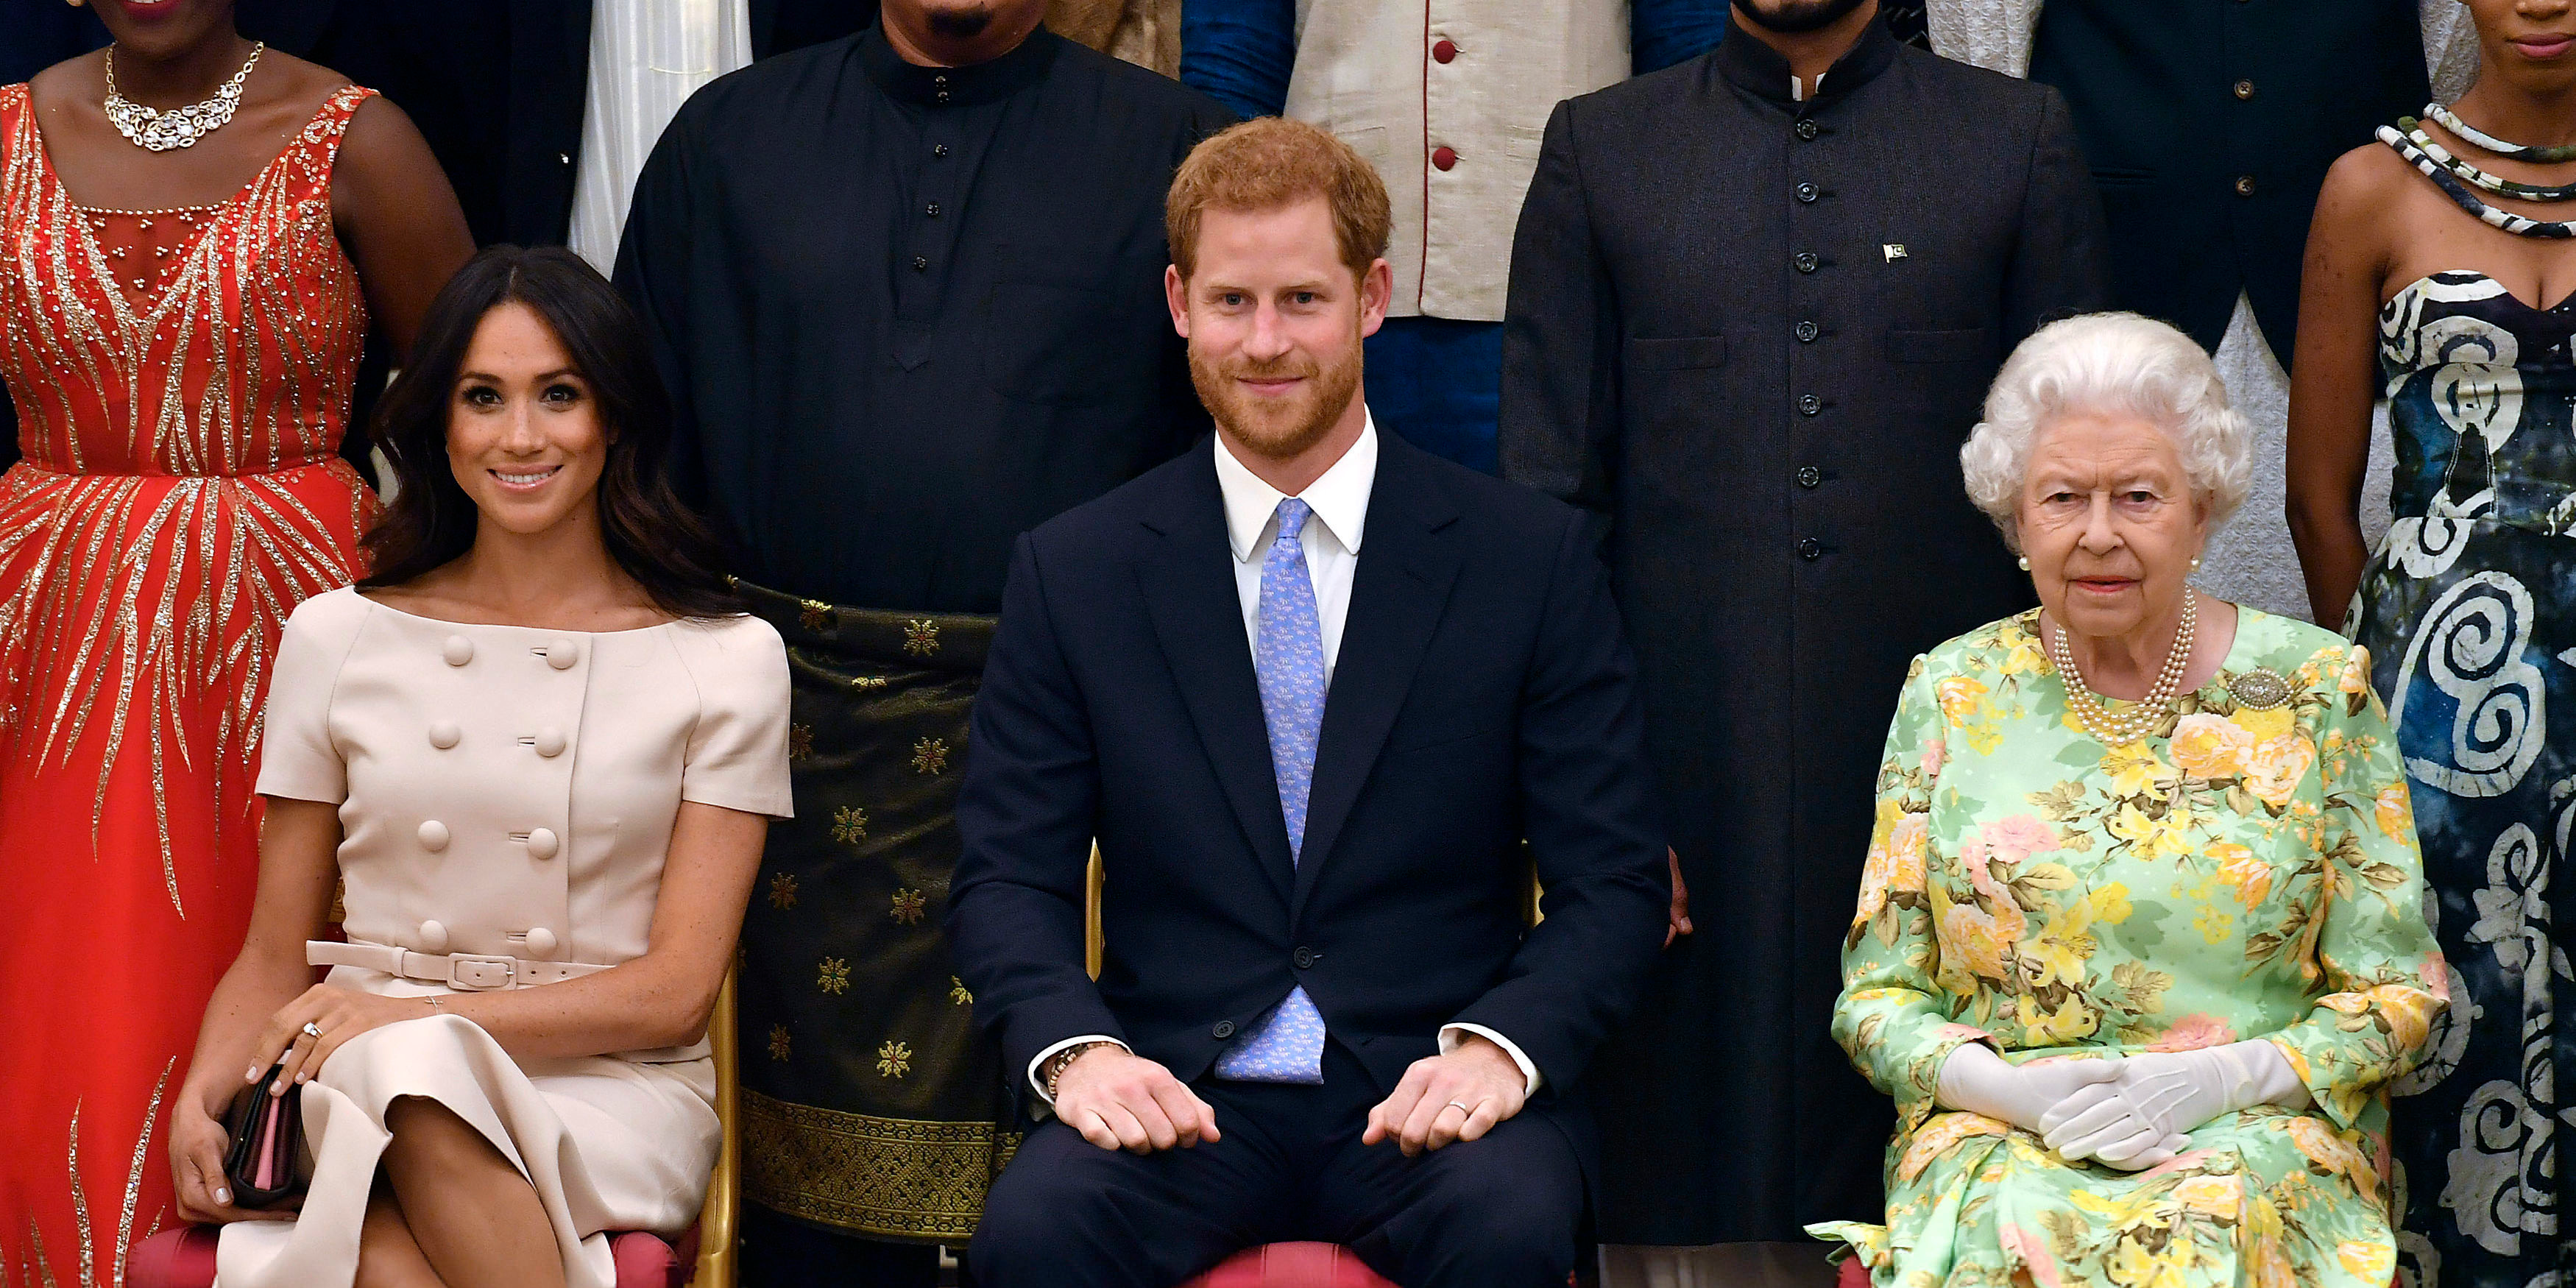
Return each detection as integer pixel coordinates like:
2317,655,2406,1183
1498,0,2108,1283
613,0,1231,1280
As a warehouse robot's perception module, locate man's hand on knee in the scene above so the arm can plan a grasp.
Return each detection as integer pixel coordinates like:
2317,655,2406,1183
1052,1047,1222,1155
1362,1033,1529,1157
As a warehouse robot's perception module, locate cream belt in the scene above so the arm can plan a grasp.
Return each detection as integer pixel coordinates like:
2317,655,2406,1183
308,940,611,991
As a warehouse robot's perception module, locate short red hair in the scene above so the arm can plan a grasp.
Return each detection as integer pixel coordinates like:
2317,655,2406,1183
1165,117,1393,283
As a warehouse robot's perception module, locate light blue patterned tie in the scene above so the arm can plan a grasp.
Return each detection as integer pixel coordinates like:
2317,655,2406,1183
1214,498,1329,1085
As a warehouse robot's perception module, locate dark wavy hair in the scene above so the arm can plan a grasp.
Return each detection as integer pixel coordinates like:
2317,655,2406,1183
359,245,737,619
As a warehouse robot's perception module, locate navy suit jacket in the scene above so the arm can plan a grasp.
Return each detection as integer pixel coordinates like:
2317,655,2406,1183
949,433,1669,1122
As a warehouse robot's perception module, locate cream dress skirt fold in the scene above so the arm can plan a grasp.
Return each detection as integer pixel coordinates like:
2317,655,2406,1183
214,1011,718,1288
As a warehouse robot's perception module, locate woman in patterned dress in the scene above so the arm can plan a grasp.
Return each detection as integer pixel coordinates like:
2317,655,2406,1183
2288,1,2576,1283
1814,314,2444,1288
0,1,470,1278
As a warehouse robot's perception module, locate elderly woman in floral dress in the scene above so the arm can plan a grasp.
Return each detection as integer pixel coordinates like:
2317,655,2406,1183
1808,313,2445,1288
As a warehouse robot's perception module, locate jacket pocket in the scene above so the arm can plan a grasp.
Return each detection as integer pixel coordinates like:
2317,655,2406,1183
1624,335,1728,370
1886,327,1994,364
2090,166,2157,188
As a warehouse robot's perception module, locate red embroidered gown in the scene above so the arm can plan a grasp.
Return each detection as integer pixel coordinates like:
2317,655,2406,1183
0,83,377,1284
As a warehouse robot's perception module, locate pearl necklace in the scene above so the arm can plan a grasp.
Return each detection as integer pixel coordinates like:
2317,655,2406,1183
104,43,263,153
2046,593,2198,747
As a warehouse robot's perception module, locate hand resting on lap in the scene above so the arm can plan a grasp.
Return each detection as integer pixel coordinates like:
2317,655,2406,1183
1362,1032,1529,1158
1054,1047,1224,1155
1936,1043,2186,1171
2039,1041,2310,1167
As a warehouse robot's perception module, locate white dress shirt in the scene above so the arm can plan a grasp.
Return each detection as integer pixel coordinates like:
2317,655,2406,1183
1030,416,1541,1106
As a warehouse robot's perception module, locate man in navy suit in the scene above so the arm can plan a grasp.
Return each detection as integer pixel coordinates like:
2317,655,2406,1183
949,116,1671,1287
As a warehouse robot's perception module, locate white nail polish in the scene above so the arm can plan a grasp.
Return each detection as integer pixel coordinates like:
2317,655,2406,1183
244,1066,259,1082
215,1189,230,1205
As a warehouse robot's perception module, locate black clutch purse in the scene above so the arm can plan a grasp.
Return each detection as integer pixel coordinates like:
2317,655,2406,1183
221,1062,306,1209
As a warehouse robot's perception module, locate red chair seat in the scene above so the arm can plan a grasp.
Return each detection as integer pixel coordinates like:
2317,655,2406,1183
1179,1242,1399,1288
1839,1253,1872,1288
129,1223,699,1288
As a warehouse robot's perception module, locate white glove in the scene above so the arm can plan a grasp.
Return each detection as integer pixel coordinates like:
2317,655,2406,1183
1936,1043,2129,1134
2039,1041,2310,1169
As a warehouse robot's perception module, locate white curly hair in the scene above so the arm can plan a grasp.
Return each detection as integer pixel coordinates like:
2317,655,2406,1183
1959,311,2251,553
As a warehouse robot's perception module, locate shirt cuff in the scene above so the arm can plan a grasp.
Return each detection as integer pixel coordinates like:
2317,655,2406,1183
1440,1023,1543,1095
1025,1034,1130,1116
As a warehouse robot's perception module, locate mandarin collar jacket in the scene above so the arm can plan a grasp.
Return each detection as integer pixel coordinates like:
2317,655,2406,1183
1498,29,2110,1245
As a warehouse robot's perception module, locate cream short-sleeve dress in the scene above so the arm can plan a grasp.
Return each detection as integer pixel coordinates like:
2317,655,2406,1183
216,587,791,1288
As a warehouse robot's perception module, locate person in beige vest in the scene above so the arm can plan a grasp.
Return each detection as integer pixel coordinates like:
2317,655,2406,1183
1178,0,1730,473
169,246,790,1288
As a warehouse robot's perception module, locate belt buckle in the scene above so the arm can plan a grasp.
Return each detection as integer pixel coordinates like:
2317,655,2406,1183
448,954,517,990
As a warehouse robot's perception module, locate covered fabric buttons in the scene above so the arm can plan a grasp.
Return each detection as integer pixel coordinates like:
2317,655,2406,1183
526,827,560,860
428,721,461,749
417,819,450,852
543,639,581,670
533,726,567,758
442,635,475,666
419,919,449,952
524,927,559,956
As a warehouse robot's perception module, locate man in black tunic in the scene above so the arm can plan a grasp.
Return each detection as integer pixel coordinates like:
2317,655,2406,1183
613,1,1231,1278
1496,0,2108,1278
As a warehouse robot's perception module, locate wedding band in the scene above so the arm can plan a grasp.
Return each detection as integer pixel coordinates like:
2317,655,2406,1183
1443,1100,1473,1114
300,1022,324,1039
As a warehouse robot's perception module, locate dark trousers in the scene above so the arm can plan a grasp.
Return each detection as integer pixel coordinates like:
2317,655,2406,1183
970,1042,1582,1287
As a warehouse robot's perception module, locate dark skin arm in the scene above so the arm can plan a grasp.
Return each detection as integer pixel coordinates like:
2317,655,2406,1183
328,94,473,360
2284,147,2394,627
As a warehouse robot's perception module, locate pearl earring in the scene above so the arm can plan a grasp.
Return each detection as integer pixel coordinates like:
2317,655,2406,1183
2017,555,2031,571
2190,556,2202,571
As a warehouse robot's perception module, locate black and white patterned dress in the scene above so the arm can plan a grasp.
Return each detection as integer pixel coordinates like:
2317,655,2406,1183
2357,268,2576,1288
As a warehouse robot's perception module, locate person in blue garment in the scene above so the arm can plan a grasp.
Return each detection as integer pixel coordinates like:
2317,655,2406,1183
1177,0,1731,475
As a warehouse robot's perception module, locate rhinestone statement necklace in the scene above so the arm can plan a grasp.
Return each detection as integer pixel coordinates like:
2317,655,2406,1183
2047,592,2198,747
104,42,263,153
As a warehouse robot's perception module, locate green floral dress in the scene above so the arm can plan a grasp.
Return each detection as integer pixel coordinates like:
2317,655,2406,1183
1807,607,2445,1288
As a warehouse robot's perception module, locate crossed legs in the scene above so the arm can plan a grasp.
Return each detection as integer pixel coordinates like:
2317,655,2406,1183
353,1096,565,1288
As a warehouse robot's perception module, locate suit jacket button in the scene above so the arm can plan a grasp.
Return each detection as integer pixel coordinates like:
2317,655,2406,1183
1795,320,1820,342
1795,181,1819,203
1798,393,1823,416
1793,251,1819,273
2234,174,2257,197
1794,118,1819,141
1798,537,1822,561
1292,946,1317,969
1797,465,1822,489
1212,1020,1236,1039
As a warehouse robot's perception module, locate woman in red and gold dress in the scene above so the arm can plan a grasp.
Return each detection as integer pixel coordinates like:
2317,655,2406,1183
0,0,470,1278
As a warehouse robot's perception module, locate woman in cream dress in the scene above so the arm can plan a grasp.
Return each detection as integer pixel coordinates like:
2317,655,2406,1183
167,245,788,1288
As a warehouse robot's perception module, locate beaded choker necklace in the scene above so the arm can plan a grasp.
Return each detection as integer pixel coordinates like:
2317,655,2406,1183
2380,125,2576,238
2399,118,2576,202
2424,102,2576,163
2046,594,2198,748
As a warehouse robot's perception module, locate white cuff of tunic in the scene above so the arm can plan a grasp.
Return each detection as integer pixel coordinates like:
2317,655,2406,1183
1026,1033,1130,1117
1440,1023,1543,1095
